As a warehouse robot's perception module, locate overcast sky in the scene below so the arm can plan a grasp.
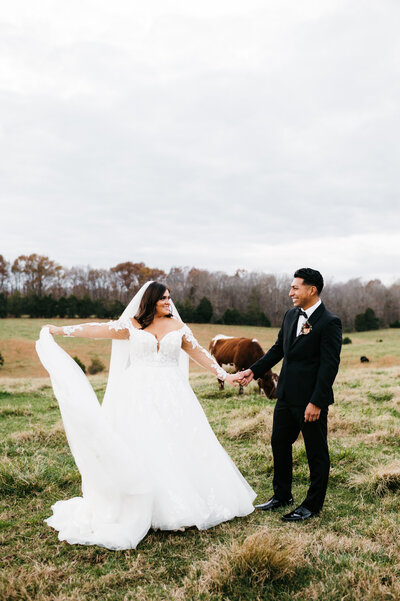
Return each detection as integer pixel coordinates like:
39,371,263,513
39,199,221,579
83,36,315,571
1,0,399,283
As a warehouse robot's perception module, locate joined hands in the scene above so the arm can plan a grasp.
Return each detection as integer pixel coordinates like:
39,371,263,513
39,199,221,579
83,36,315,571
236,368,254,386
224,369,254,387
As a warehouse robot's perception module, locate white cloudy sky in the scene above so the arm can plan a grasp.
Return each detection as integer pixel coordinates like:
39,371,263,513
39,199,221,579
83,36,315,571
1,0,399,283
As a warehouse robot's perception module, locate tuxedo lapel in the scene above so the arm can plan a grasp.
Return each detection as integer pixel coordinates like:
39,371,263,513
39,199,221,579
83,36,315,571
307,302,325,327
285,311,299,351
290,302,326,350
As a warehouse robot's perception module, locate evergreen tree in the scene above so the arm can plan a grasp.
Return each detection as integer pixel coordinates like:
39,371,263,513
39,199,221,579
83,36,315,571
66,295,78,318
223,308,246,325
0,293,7,318
245,287,271,326
194,297,213,323
7,291,25,317
41,294,58,317
355,307,380,331
93,299,109,319
175,299,196,322
77,295,95,318
258,311,271,327
108,300,125,319
23,294,57,317
57,297,68,318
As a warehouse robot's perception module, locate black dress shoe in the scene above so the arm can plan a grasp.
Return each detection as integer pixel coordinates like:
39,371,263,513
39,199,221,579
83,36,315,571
255,496,294,511
281,505,318,522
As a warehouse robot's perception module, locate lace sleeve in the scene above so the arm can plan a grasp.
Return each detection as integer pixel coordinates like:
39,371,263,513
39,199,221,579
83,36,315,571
62,319,131,340
181,325,227,380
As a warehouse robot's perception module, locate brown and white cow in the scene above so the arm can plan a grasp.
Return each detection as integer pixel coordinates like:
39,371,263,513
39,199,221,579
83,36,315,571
209,335,278,397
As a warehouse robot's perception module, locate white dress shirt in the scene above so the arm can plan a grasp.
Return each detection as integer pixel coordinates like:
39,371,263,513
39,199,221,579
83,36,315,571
296,299,322,336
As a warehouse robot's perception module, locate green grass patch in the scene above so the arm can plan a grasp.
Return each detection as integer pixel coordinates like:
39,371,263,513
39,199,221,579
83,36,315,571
367,391,394,403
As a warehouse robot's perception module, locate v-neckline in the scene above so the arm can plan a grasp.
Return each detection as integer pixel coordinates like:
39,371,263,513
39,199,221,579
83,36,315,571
132,325,184,352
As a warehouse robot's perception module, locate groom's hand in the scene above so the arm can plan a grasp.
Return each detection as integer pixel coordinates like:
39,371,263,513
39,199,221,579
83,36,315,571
304,402,321,422
237,369,254,386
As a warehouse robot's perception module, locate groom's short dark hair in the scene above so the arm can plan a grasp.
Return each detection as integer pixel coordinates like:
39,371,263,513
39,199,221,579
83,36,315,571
294,268,324,295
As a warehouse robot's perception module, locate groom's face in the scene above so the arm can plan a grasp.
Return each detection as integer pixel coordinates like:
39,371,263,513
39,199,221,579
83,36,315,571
289,278,316,309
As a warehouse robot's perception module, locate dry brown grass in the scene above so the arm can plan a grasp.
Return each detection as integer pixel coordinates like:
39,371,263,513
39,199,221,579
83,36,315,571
328,407,365,436
0,404,33,417
0,376,50,392
375,355,400,368
310,532,383,555
0,336,113,379
76,553,150,594
226,406,273,442
296,528,400,600
11,420,66,444
182,527,304,597
350,460,400,495
294,566,400,601
0,553,150,601
362,428,400,444
0,562,71,601
0,374,108,393
0,339,46,378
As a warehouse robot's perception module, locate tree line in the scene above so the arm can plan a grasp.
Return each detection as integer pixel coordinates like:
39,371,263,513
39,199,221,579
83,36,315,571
0,253,399,330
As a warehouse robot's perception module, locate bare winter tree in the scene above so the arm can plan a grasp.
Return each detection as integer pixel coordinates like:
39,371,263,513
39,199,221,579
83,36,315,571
385,281,400,324
111,262,167,302
65,266,91,298
86,269,116,301
166,267,188,302
0,255,9,292
11,254,63,297
1,253,399,327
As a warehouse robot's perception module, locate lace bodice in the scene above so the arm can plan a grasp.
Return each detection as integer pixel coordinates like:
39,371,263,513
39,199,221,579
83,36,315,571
127,324,184,366
61,320,227,380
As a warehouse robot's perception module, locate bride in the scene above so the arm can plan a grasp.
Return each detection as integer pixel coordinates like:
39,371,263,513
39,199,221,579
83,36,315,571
36,281,256,550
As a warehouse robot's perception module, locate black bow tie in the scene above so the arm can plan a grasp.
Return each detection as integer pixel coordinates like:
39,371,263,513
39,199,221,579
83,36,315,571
297,309,308,319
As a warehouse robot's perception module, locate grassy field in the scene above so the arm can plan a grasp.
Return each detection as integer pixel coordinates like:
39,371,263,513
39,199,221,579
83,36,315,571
1,318,400,378
1,320,400,600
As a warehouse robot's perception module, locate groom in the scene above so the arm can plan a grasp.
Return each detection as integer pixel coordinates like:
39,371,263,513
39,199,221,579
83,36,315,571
238,268,342,521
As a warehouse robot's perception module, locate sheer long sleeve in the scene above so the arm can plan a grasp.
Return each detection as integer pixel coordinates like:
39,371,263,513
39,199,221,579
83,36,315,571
61,319,131,340
181,325,227,380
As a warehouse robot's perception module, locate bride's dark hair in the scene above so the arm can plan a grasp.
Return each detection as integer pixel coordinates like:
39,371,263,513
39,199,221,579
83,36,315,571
135,282,173,329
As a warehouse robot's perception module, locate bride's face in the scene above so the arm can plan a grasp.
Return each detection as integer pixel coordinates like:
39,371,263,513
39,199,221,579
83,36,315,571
155,290,172,317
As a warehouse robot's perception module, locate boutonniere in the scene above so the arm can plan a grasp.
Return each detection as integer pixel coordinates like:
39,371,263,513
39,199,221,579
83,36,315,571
301,321,312,335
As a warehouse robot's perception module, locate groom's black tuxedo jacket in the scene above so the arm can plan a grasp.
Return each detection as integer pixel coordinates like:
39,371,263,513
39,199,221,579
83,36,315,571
250,302,342,409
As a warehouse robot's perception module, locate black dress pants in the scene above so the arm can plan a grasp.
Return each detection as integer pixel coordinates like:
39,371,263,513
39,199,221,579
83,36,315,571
271,402,330,513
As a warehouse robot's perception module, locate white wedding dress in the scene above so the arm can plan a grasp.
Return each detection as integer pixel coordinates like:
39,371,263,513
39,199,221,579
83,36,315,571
36,314,256,550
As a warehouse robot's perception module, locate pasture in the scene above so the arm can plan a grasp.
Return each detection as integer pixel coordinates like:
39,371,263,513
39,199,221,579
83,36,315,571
1,320,400,600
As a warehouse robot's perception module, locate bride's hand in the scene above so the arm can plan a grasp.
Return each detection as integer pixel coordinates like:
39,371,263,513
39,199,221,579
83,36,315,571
224,373,240,387
44,325,63,335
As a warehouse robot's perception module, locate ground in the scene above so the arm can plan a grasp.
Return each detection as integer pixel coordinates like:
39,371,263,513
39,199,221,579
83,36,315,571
0,320,399,600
